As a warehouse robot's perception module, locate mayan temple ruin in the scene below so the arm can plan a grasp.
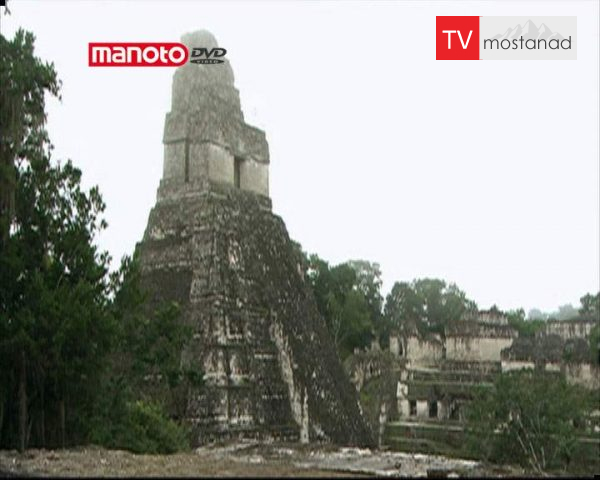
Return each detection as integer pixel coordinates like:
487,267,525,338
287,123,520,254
347,310,599,456
135,31,373,446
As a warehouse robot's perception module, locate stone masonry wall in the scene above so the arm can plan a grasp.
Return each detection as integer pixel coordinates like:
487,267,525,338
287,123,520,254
137,183,373,446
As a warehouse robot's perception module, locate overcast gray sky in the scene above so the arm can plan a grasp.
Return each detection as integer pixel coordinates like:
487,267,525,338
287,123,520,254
2,0,599,313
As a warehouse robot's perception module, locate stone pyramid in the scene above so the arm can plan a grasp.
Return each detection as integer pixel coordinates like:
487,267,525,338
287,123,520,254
136,30,373,446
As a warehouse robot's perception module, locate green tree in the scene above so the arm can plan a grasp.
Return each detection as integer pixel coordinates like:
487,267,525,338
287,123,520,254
93,399,189,454
465,371,589,474
0,29,60,247
507,308,545,338
346,260,386,345
0,29,194,453
384,278,477,340
384,281,424,338
306,255,374,359
0,162,194,452
579,292,599,318
0,28,61,451
0,151,114,449
108,255,202,419
0,31,113,446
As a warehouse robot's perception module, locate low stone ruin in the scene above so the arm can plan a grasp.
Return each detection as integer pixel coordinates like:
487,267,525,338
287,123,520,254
346,309,598,455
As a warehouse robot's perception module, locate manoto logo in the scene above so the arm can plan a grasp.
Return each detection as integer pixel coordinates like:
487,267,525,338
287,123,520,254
436,16,577,60
88,43,189,67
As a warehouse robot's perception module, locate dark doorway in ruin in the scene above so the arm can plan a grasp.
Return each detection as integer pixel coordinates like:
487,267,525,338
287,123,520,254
409,400,417,416
428,401,438,419
449,402,459,420
234,156,243,188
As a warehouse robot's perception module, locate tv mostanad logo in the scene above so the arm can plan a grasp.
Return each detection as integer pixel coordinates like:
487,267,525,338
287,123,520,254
436,16,577,60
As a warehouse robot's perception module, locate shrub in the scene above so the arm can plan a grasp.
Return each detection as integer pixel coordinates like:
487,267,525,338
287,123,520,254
91,400,189,454
465,371,589,474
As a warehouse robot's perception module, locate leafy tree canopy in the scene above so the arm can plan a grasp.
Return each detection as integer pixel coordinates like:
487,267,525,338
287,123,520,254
384,278,477,339
465,371,593,474
0,28,60,246
306,255,379,359
579,292,599,318
0,28,195,453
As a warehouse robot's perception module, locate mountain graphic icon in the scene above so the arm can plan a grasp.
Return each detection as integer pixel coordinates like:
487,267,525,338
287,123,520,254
491,20,565,41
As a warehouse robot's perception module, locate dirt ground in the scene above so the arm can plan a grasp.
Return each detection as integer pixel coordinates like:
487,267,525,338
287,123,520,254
0,441,522,477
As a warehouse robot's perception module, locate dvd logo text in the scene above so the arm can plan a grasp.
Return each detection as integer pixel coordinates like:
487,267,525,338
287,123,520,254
88,43,189,67
190,47,227,64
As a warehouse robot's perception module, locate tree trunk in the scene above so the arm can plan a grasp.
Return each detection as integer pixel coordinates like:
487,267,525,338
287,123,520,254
0,156,15,249
18,349,27,453
40,383,45,447
0,393,4,443
59,398,65,449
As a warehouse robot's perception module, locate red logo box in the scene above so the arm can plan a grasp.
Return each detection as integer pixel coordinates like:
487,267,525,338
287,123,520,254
436,16,480,60
88,43,189,67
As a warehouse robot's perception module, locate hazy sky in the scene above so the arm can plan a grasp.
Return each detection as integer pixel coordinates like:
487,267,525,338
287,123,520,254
2,0,599,313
